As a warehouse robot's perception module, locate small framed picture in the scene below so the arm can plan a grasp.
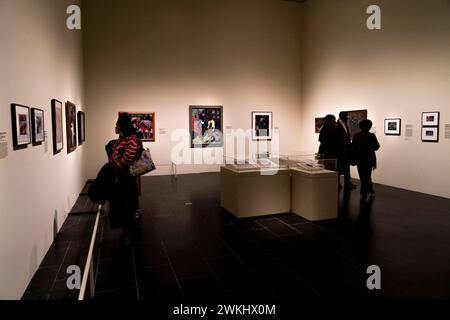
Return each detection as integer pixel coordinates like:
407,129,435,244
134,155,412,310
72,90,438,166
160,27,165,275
422,112,439,126
77,111,85,145
315,117,325,134
421,127,439,142
252,112,273,141
11,104,31,147
384,118,401,136
51,99,64,154
65,101,77,154
31,108,45,144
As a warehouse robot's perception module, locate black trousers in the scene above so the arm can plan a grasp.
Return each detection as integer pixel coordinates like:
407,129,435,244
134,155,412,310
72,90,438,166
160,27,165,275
108,172,139,229
338,159,352,185
357,164,374,195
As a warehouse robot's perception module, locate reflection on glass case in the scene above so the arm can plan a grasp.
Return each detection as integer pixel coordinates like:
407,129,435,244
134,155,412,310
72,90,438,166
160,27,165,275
279,154,337,172
224,154,287,171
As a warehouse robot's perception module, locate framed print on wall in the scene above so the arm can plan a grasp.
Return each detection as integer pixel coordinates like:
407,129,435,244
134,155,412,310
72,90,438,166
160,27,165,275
190,106,223,148
51,99,64,154
315,117,325,134
77,111,85,145
422,112,439,126
11,104,31,147
65,101,77,154
422,127,439,142
31,108,45,144
252,112,272,141
343,109,367,139
384,118,401,136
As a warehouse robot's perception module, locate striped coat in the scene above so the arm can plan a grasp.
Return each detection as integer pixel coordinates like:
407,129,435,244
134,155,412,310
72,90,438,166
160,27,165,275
110,135,141,170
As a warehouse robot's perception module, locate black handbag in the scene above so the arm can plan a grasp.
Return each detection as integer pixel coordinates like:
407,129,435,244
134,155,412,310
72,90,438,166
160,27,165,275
88,162,117,205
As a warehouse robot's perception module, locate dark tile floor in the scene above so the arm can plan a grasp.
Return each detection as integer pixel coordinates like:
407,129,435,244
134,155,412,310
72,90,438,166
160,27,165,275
23,173,450,302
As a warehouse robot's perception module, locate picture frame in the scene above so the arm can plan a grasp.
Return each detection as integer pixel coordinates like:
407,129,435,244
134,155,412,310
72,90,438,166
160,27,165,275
422,112,439,127
189,106,223,148
343,109,368,139
252,112,273,141
77,111,85,145
65,101,77,154
119,112,155,142
51,99,64,154
31,108,45,144
421,127,439,142
11,104,31,147
384,118,401,136
315,117,325,134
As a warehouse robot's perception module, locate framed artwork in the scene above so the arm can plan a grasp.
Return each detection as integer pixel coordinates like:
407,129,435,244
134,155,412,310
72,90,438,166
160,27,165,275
31,108,45,144
11,104,31,147
384,118,401,136
65,101,77,154
343,109,367,139
189,106,223,148
422,112,439,126
315,117,325,134
252,112,272,141
118,112,155,142
77,111,85,145
421,127,439,142
51,99,64,154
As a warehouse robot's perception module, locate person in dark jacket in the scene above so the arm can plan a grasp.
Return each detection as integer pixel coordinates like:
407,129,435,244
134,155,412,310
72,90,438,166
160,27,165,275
351,119,380,201
336,112,357,189
318,114,337,159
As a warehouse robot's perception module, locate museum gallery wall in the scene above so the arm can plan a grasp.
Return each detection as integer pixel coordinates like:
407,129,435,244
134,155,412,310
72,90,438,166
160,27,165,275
0,0,85,299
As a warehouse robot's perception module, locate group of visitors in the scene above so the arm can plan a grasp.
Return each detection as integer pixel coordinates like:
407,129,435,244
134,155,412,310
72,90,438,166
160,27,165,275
318,112,380,201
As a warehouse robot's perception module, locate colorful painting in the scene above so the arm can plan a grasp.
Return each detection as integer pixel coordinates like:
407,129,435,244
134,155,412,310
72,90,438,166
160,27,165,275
190,106,223,148
119,112,155,142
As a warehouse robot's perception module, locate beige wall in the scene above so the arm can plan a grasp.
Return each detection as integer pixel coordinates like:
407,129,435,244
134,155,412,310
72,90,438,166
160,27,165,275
82,0,303,177
0,0,85,299
300,0,450,198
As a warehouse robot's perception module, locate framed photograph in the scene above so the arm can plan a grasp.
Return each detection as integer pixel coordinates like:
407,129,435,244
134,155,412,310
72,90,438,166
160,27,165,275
315,117,325,134
65,101,77,154
119,112,155,142
343,109,367,139
422,127,439,142
384,118,401,136
51,99,64,154
11,104,31,147
31,108,45,144
422,112,439,126
190,106,223,148
77,111,85,145
252,112,272,141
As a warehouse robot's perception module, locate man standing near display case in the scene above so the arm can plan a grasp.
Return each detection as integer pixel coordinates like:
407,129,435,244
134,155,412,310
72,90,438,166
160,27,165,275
336,111,357,189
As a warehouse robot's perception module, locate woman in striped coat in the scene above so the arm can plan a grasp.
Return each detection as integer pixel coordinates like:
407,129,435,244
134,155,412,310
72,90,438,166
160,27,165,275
109,113,142,243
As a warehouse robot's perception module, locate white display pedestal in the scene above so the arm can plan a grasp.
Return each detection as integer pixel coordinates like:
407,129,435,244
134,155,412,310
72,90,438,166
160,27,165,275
290,168,338,221
220,165,291,218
